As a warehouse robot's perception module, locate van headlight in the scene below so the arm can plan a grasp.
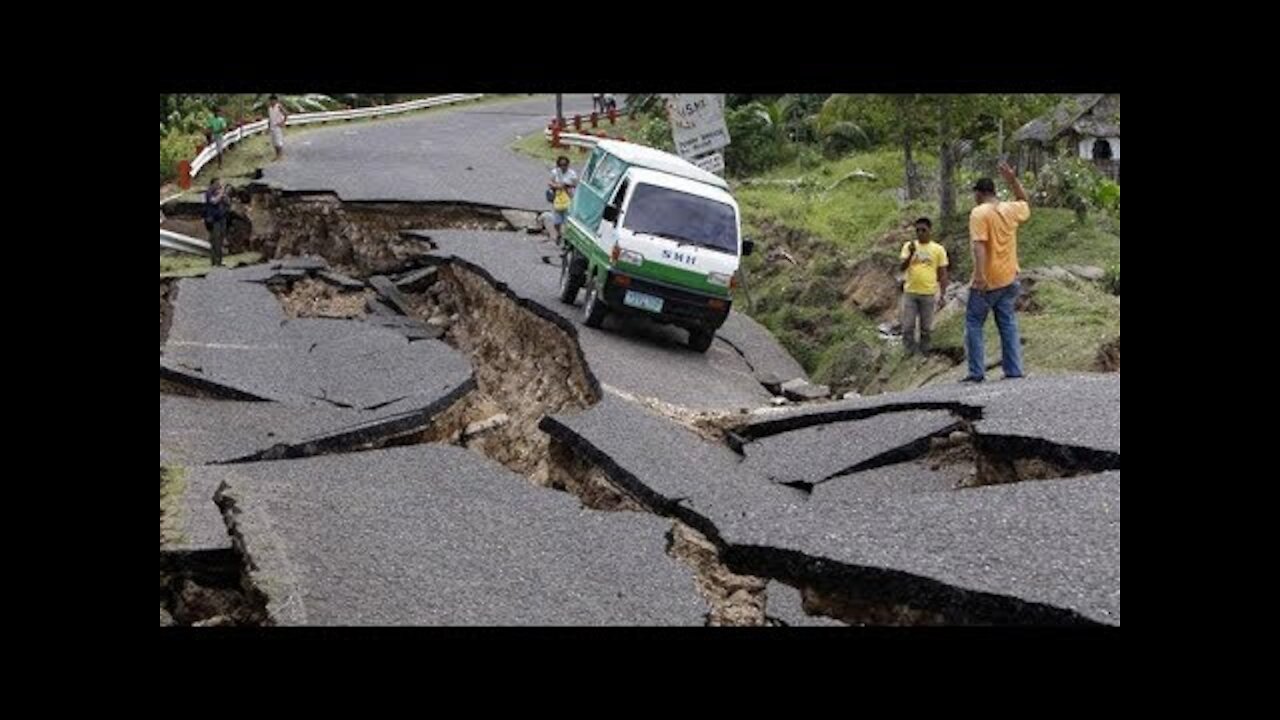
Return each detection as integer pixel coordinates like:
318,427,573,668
707,272,732,287
618,249,643,266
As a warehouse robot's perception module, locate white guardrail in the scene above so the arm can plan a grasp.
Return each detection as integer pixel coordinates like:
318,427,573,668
160,229,212,256
188,93,485,178
165,93,486,255
542,129,603,148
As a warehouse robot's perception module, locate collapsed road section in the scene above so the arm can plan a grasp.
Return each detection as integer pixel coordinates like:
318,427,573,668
161,192,1120,627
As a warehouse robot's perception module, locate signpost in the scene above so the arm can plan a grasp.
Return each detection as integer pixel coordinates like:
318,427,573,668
692,151,725,175
663,94,730,175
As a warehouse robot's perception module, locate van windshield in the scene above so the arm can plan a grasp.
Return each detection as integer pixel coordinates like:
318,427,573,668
622,183,738,254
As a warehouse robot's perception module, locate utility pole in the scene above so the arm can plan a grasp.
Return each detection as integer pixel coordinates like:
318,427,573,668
556,93,564,126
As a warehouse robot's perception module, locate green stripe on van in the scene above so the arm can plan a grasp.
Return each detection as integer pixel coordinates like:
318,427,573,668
563,220,730,298
619,258,729,297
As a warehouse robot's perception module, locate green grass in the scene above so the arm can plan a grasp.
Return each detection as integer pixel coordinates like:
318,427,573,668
915,277,1120,379
1016,208,1122,269
510,113,649,166
160,465,188,546
736,149,939,257
730,146,1120,392
161,252,263,278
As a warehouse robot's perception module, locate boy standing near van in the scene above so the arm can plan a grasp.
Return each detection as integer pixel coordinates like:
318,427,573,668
899,217,949,355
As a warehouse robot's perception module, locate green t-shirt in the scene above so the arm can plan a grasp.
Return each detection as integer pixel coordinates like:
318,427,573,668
207,115,227,136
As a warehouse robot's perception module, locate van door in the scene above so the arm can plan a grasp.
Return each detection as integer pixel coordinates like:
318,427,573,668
598,177,629,252
583,153,628,255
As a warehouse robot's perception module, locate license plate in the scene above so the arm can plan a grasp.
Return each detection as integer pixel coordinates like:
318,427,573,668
623,290,664,314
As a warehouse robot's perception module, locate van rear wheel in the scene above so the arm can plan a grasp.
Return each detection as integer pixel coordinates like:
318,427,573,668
687,328,715,353
583,284,607,328
558,250,585,304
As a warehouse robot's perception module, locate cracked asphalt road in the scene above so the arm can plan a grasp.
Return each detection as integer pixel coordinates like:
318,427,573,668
161,95,1120,626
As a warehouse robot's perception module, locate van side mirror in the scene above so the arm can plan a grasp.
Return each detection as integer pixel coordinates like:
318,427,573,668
742,238,755,256
602,205,619,223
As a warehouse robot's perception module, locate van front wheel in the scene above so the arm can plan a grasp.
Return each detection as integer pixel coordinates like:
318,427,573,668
583,284,607,328
687,328,715,353
558,250,585,304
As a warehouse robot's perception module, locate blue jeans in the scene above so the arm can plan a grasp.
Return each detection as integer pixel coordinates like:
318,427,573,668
965,281,1023,379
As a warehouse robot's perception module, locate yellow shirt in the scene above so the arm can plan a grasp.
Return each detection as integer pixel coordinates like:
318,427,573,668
900,240,949,295
969,200,1030,289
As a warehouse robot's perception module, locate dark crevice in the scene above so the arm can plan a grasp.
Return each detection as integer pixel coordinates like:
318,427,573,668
727,401,984,451
363,396,409,412
380,260,602,485
714,333,757,374
309,393,355,410
159,365,274,402
159,549,269,627
970,434,1121,487
816,422,966,485
719,545,1101,626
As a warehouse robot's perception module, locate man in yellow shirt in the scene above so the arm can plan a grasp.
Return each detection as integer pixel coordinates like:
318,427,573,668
964,161,1031,382
899,217,948,355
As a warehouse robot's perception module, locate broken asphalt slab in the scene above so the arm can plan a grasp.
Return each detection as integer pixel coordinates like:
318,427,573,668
278,255,329,271
367,274,414,315
780,378,831,402
541,394,804,533
392,266,439,292
740,410,961,488
317,269,367,290
809,459,971,504
733,374,1120,456
542,393,1119,624
204,444,708,625
362,314,445,341
161,268,472,409
159,380,473,465
715,312,808,388
716,472,1120,625
417,229,794,412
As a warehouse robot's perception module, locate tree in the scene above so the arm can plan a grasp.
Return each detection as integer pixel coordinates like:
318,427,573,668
932,94,1058,232
893,94,926,200
938,94,959,228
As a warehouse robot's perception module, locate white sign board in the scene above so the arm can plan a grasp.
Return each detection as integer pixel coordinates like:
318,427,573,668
692,151,725,175
663,94,731,159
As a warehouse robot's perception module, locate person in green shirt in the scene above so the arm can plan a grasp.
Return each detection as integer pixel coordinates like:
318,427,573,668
206,111,228,168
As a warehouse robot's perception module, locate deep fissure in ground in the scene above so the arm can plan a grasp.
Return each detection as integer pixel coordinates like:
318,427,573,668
160,466,269,626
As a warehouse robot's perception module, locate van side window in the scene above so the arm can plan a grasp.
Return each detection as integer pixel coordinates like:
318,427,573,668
583,151,600,185
589,155,626,194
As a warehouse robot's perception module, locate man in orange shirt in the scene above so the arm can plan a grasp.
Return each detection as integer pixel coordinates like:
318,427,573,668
963,161,1030,382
